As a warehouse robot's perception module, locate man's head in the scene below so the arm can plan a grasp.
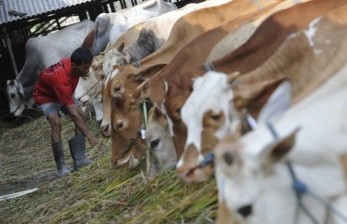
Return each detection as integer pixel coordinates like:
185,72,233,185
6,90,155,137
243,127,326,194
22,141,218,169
71,47,93,78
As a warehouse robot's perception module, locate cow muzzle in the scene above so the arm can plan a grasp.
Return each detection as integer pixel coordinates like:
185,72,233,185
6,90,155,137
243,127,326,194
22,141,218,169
177,144,214,183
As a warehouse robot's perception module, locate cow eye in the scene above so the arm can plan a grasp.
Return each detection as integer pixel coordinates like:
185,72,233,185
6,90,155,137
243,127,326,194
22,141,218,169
211,113,222,120
10,93,15,99
113,84,121,92
150,139,160,149
223,152,233,166
175,107,181,114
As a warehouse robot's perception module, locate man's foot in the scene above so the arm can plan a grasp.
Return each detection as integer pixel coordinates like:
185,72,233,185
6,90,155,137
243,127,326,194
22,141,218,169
57,165,71,176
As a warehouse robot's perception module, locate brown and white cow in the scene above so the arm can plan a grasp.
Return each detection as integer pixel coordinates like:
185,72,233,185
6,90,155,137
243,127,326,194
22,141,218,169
214,7,347,221
178,0,347,183
107,0,286,168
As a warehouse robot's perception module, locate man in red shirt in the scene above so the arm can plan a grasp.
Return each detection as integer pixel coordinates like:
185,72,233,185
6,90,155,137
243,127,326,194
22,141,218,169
33,47,99,176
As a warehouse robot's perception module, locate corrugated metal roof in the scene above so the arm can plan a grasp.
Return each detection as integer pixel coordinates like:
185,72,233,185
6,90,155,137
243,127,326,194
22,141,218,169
0,0,93,25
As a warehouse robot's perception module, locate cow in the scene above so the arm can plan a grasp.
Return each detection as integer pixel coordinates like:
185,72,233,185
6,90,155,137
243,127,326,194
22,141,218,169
91,0,177,56
6,20,94,117
214,11,347,221
175,0,347,183
106,0,282,168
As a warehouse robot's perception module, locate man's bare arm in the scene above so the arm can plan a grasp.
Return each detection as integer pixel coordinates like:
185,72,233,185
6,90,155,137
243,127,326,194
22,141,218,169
66,104,99,147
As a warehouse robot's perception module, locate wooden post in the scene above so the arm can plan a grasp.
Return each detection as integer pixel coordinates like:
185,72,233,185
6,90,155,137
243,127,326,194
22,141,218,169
2,27,18,77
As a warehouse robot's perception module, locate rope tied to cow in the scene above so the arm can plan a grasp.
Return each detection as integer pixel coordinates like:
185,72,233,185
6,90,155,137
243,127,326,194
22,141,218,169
133,60,141,68
266,122,347,224
76,78,103,103
204,61,216,72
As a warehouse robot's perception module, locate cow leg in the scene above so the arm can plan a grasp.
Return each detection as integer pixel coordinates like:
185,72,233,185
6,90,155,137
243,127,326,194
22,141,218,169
68,134,92,170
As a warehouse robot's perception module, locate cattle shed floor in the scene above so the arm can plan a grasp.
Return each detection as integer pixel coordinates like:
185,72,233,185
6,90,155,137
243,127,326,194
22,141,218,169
0,112,217,223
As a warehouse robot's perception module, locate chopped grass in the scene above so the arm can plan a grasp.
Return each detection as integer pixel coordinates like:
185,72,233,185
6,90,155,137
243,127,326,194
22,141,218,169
0,114,218,223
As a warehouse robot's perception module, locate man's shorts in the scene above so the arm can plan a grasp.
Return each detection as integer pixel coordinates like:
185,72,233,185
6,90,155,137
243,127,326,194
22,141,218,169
36,98,81,117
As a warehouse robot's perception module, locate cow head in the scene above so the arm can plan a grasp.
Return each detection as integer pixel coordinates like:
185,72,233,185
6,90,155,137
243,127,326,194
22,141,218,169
145,105,177,177
100,66,123,137
100,65,144,136
91,53,107,80
214,128,298,223
214,81,297,222
110,90,145,169
6,80,27,116
176,71,241,183
109,71,149,168
103,43,131,74
75,67,102,118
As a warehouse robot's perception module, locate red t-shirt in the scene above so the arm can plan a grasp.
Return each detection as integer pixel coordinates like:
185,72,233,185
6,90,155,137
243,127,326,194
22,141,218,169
33,58,79,106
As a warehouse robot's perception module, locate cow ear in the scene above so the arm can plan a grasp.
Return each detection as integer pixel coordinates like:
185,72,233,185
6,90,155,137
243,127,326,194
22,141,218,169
117,42,125,52
134,79,150,99
260,127,299,171
257,80,292,124
16,82,25,98
152,106,163,120
113,64,120,71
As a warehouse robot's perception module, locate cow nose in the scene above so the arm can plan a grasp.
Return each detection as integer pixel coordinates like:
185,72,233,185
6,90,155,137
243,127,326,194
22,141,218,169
237,204,252,218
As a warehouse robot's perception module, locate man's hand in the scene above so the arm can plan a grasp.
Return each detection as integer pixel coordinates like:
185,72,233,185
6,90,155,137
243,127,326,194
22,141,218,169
66,104,99,147
88,136,99,148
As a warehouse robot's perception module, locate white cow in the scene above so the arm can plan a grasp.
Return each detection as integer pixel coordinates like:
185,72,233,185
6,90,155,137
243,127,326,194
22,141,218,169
91,0,177,56
6,20,94,117
214,69,347,223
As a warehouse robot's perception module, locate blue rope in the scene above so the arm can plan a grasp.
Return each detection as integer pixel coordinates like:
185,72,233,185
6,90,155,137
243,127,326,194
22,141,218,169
198,152,215,168
266,122,320,224
204,61,216,72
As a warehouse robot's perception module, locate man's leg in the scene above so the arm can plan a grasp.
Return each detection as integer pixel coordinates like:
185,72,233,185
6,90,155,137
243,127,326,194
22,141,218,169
47,113,71,176
65,99,92,170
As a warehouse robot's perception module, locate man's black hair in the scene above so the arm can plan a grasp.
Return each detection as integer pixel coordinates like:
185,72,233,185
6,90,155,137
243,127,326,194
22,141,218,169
71,47,93,66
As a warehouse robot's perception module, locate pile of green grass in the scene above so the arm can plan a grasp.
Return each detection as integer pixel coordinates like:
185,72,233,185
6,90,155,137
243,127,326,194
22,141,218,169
0,114,218,223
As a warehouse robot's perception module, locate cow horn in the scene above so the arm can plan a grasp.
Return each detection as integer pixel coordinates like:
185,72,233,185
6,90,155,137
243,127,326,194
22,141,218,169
227,71,241,84
133,79,149,100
